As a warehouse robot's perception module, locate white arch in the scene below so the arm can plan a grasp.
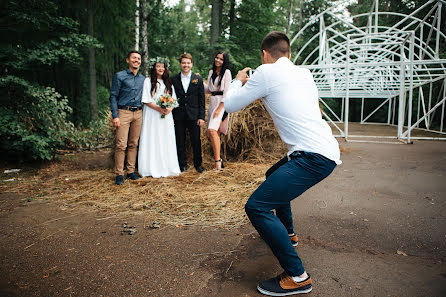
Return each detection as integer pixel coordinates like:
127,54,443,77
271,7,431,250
291,0,446,142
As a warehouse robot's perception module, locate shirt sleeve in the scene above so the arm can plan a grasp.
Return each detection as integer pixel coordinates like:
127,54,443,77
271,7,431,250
172,85,177,100
220,69,233,103
198,77,206,120
204,70,212,94
142,78,154,104
224,68,268,113
109,73,121,119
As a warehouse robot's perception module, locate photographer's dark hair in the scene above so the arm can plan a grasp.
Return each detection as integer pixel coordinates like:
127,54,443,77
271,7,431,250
211,50,230,88
261,31,290,59
150,62,173,96
127,50,142,59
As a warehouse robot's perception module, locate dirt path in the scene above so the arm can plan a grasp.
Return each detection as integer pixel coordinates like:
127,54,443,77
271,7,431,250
1,141,445,297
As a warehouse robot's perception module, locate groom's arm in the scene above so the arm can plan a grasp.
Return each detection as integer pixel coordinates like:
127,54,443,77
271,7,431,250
196,77,205,127
198,77,205,120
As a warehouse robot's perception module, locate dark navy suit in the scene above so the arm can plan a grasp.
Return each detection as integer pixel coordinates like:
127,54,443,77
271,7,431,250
171,72,205,169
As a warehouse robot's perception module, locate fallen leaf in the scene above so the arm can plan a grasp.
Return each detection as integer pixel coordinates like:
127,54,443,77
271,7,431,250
397,250,408,256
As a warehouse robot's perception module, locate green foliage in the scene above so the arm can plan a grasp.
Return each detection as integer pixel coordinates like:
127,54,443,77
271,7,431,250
0,0,107,161
230,0,282,69
97,85,111,114
1,0,358,162
291,0,338,64
146,0,211,75
0,76,74,161
68,112,114,151
1,1,101,73
3,34,101,71
93,0,135,86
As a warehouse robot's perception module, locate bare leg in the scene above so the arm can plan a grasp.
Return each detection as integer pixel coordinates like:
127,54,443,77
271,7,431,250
208,129,221,169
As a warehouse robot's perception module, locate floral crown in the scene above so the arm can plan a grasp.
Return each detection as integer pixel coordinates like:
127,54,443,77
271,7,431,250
149,57,170,68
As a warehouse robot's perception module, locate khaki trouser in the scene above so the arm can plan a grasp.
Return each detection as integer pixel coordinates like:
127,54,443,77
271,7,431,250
114,109,143,176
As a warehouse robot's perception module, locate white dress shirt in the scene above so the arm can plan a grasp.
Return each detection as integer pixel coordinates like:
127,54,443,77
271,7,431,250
225,57,341,164
181,71,192,93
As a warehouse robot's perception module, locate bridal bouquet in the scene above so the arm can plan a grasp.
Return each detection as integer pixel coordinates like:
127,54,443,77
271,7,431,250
154,93,179,118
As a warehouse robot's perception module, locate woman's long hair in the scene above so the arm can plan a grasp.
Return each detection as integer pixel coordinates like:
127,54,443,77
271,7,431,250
150,62,173,96
211,51,230,88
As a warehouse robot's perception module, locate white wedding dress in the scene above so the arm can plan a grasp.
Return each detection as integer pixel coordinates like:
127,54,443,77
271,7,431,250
138,78,180,178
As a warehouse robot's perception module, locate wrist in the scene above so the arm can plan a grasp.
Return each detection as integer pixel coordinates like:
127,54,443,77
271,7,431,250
231,78,243,86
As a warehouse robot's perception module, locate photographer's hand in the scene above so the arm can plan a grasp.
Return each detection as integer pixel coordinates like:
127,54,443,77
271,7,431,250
236,67,251,85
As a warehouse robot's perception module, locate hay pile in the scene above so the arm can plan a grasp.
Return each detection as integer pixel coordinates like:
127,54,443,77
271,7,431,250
4,162,267,229
3,99,288,229
209,99,288,163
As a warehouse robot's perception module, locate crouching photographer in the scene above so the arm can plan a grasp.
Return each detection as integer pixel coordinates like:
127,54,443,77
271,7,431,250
224,31,341,296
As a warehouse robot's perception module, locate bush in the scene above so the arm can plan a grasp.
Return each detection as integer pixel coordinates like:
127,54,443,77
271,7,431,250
0,76,74,161
66,85,114,151
68,111,114,150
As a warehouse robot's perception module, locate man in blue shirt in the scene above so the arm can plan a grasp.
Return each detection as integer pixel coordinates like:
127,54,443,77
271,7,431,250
110,51,145,185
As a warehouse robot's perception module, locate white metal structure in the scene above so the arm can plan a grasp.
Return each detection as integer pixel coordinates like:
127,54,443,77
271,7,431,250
291,0,446,142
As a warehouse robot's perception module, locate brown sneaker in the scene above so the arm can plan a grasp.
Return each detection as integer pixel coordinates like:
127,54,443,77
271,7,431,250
257,272,312,296
289,234,298,247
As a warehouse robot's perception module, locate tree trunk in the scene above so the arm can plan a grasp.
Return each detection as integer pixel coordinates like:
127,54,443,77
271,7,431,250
88,0,98,120
135,0,140,51
286,0,293,35
296,0,302,33
141,0,148,76
210,0,223,53
229,0,235,36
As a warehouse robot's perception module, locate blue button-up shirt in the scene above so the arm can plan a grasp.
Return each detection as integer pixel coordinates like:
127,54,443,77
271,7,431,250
109,69,145,118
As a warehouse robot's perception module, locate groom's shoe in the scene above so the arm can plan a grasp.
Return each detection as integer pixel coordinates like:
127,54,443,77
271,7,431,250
126,172,141,180
195,165,204,173
115,175,124,185
180,165,188,172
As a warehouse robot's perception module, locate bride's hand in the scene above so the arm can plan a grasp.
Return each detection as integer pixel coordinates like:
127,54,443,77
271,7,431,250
164,107,173,115
157,107,166,115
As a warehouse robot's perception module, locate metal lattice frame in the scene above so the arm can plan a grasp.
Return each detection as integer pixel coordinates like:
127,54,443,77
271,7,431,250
291,0,446,143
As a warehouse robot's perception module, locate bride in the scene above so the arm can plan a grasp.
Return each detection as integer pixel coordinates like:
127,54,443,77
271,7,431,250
138,58,180,178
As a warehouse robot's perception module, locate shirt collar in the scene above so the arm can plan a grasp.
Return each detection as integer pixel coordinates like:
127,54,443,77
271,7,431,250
126,68,140,76
275,56,292,65
181,71,192,79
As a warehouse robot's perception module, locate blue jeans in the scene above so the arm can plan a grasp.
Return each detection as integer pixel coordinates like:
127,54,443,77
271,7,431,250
245,151,336,276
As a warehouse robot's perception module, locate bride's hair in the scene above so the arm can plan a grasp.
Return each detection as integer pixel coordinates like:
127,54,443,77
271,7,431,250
150,62,173,96
211,51,230,88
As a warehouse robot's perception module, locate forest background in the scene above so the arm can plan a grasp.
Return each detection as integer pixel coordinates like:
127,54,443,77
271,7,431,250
0,0,441,162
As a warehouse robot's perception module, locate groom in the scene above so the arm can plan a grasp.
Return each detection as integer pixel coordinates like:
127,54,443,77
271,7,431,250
171,53,205,173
